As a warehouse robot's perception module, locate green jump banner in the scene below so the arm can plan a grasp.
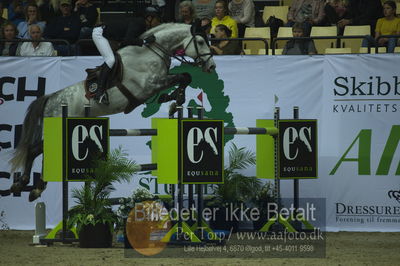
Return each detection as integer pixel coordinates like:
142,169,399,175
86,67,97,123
43,117,109,182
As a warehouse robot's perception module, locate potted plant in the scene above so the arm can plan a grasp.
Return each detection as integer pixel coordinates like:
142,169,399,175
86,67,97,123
207,143,262,232
68,147,138,248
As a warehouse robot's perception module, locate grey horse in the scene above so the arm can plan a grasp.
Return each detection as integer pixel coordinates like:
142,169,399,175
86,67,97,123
9,23,216,201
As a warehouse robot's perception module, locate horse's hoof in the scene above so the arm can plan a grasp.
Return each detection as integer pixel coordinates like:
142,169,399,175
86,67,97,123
29,189,42,202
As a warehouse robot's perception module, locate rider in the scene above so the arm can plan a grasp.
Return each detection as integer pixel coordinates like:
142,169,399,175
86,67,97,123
92,6,162,104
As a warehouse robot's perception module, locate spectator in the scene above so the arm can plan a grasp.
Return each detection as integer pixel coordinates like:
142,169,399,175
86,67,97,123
1,2,11,38
338,0,383,36
0,21,20,55
211,0,238,38
44,0,80,55
210,24,241,55
282,22,317,55
286,0,325,35
228,0,255,38
8,0,26,26
192,0,216,19
177,1,199,25
323,0,348,26
17,3,46,39
17,24,54,55
73,0,98,38
37,0,60,24
362,1,400,53
201,17,212,35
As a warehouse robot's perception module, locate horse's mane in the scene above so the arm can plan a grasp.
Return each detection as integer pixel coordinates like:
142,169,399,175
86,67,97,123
142,23,191,38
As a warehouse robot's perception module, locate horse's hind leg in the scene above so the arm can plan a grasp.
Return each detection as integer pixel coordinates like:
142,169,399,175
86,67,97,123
10,141,43,197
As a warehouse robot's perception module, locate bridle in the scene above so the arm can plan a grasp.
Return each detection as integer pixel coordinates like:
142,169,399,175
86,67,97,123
182,33,213,67
145,29,213,70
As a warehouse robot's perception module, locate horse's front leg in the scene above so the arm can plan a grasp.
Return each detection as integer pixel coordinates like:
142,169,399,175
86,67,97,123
157,73,192,106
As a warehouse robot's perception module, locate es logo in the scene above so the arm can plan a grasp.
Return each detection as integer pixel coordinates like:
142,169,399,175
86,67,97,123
182,120,223,184
278,120,317,179
66,118,109,180
282,126,313,160
186,126,219,164
71,124,104,161
330,125,400,175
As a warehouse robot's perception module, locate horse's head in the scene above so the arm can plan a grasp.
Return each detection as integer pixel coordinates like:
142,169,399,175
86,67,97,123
181,24,216,73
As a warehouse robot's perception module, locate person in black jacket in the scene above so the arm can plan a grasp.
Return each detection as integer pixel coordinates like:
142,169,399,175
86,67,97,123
337,0,383,35
43,0,81,55
0,22,20,56
92,6,162,104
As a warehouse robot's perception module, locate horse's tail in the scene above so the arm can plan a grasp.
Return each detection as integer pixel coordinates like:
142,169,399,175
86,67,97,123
9,96,50,173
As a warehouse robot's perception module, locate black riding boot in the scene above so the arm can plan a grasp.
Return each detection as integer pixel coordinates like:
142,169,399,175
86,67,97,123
95,63,112,104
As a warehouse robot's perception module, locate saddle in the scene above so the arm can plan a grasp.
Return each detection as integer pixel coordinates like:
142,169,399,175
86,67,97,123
84,53,143,114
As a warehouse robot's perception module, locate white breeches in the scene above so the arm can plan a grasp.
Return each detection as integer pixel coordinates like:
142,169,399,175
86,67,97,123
92,26,115,68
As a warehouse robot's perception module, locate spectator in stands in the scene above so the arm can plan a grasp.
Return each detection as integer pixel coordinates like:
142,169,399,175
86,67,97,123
192,0,216,19
17,23,54,55
17,3,46,39
73,0,98,39
91,6,161,104
228,0,255,38
338,0,383,36
37,0,60,24
282,22,317,55
286,0,325,36
361,1,400,53
210,23,241,55
0,21,20,55
177,1,199,25
8,0,26,26
1,2,11,38
151,0,166,19
201,17,212,33
44,0,80,55
323,0,348,26
200,17,212,45
211,0,238,38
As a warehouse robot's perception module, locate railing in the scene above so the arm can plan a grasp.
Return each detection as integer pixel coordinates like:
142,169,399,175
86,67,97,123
2,35,399,56
271,35,371,55
76,37,270,56
0,38,71,55
375,34,400,53
209,37,269,53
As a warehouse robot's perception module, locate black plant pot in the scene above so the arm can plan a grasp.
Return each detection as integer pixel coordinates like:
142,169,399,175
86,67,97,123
79,223,112,248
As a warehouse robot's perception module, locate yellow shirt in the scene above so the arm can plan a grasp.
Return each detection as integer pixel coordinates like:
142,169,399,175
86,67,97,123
211,15,239,38
375,17,400,36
